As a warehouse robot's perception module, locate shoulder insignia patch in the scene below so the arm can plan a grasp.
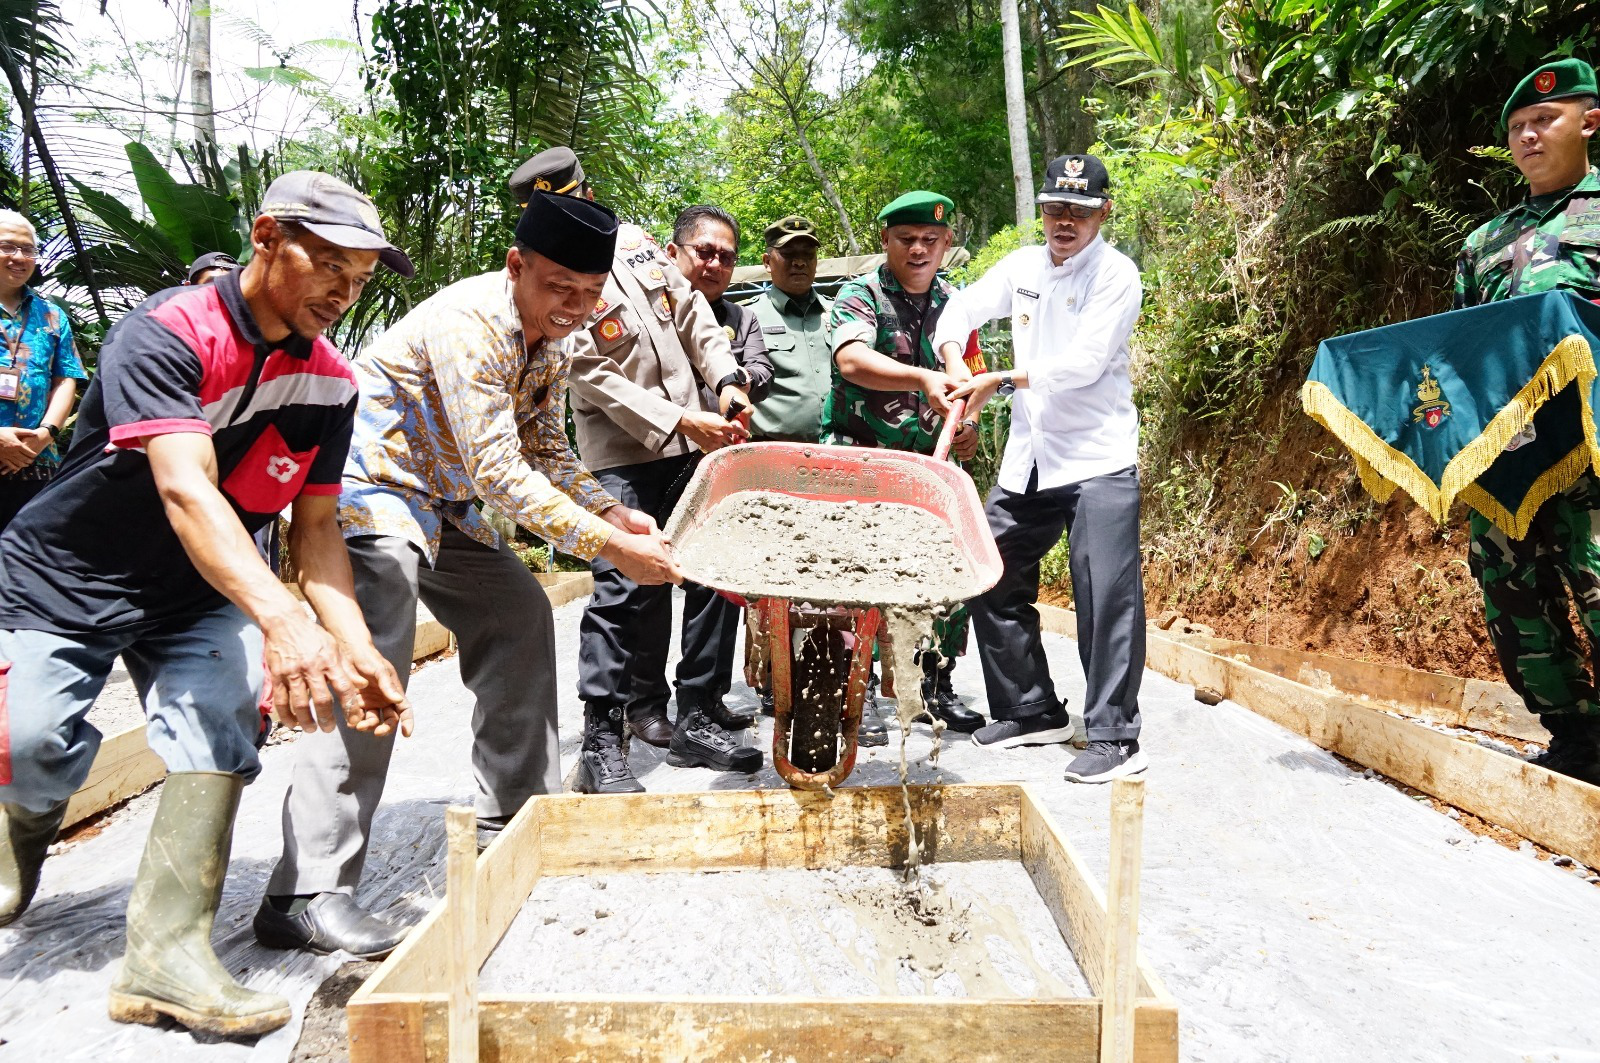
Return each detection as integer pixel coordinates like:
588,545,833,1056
598,318,624,342
591,297,611,321
655,292,673,321
621,230,643,251
649,267,665,282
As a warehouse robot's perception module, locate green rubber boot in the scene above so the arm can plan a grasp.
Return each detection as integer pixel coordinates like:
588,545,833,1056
107,772,291,1037
0,799,70,926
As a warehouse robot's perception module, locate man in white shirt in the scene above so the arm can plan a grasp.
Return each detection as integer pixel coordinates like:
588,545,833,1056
935,154,1147,783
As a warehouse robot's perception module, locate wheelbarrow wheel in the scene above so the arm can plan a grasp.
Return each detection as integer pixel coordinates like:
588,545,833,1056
788,628,851,774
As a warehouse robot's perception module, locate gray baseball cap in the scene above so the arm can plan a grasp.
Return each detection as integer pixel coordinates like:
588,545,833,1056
260,170,414,278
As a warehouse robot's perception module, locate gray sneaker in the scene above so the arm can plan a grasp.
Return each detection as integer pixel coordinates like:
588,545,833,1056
971,712,1077,749
1063,740,1148,783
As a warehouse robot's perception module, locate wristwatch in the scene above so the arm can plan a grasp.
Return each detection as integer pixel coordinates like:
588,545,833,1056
43,423,60,440
714,368,750,394
996,372,1016,398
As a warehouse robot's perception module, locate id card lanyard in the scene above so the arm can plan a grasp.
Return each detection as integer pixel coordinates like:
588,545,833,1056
0,306,28,403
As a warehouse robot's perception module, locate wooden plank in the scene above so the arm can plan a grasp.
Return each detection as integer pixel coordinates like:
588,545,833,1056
536,784,1021,875
1045,603,1600,868
1037,604,1547,742
534,572,594,609
474,996,1101,1063
346,995,433,1063
1100,779,1145,1063
63,726,165,828
445,808,479,1063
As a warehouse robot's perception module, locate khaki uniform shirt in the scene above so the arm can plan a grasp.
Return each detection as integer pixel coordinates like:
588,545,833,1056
567,224,741,472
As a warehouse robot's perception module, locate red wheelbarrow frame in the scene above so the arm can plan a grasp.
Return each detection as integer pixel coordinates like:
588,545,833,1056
663,442,1002,789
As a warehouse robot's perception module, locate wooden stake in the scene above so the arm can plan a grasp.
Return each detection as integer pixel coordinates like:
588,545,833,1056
1099,778,1145,1063
446,805,479,1063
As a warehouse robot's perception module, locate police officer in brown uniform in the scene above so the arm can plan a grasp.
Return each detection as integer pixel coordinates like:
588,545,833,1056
510,149,760,794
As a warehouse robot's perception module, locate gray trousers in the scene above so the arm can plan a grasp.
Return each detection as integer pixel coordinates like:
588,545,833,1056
266,521,559,896
968,465,1145,742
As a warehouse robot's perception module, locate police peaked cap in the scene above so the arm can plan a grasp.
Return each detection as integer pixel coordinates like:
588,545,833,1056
511,147,586,204
515,191,618,275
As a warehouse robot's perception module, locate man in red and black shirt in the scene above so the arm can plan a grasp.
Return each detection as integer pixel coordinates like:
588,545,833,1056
0,171,412,1037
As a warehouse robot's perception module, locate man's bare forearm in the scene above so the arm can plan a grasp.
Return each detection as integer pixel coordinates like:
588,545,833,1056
42,376,76,430
836,341,930,392
288,500,375,650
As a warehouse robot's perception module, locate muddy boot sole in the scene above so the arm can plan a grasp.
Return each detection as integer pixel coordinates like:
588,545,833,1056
108,990,291,1037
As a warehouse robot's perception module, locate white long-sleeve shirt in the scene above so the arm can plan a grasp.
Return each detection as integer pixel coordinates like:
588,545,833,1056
933,237,1142,492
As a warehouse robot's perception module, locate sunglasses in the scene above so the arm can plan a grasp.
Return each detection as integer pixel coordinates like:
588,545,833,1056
688,243,737,268
1041,202,1102,219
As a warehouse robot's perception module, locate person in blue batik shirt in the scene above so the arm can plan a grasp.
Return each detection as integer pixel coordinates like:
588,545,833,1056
0,210,86,530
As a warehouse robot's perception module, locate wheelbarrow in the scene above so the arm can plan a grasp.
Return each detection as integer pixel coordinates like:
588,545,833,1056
662,424,1001,790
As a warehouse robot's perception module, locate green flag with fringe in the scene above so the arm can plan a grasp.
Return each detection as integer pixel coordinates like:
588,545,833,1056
1302,291,1600,539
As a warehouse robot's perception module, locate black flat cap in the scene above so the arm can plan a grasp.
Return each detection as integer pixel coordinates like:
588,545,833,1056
515,190,618,275
511,147,586,205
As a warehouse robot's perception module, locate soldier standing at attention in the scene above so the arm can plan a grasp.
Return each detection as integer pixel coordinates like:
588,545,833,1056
666,204,772,724
1454,59,1600,785
824,190,984,739
509,148,762,794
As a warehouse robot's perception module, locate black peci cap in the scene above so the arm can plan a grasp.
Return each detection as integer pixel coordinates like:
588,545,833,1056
514,190,619,275
1037,154,1111,207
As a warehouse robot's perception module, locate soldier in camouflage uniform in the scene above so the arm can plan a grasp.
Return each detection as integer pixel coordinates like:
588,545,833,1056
1454,58,1600,785
824,190,985,736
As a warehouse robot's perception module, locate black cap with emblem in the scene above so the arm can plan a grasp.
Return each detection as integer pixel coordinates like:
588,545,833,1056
515,190,619,275
1037,154,1111,208
260,170,415,277
511,147,587,205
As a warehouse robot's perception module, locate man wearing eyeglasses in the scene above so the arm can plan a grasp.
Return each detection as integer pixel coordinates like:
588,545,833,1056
0,210,86,532
509,149,761,794
665,204,772,731
937,154,1147,784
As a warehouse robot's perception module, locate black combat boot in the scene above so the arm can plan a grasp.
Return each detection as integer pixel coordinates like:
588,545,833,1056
913,652,984,733
1530,715,1600,787
669,691,763,773
577,705,645,794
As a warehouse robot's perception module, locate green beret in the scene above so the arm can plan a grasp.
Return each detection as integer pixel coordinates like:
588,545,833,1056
877,190,955,228
1500,58,1598,133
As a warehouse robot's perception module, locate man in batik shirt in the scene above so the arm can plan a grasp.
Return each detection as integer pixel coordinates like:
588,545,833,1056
256,191,680,958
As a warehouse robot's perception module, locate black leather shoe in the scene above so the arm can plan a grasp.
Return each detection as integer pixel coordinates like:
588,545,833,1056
626,706,675,748
916,688,985,733
253,893,409,959
1530,735,1600,786
668,710,763,773
701,694,755,731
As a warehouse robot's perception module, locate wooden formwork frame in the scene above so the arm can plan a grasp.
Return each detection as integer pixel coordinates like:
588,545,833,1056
1036,605,1600,870
347,782,1179,1063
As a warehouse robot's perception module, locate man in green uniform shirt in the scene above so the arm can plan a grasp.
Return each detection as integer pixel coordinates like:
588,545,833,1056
1454,57,1600,784
748,215,832,443
823,190,984,736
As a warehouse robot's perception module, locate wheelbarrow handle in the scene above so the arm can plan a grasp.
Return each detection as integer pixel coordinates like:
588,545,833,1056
933,397,968,463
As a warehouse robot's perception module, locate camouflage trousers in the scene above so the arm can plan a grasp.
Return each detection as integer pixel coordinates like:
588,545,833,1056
1468,472,1600,721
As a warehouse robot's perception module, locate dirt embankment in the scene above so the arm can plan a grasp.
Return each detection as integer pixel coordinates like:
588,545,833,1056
1045,384,1503,681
